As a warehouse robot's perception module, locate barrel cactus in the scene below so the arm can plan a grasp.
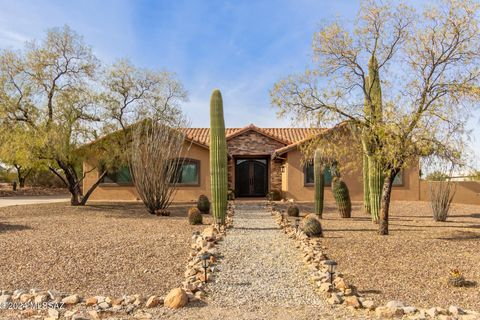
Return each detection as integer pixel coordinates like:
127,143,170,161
197,194,210,214
303,214,323,237
209,89,228,225
332,177,352,218
314,149,324,218
287,204,299,217
188,207,203,225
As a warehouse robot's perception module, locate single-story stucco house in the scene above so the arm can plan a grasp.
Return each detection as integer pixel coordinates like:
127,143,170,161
83,123,420,202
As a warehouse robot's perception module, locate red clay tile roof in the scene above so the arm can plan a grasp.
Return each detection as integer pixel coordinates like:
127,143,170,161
182,125,324,147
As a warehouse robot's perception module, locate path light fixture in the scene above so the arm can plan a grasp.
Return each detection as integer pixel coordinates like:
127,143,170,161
324,260,337,284
295,217,300,231
201,253,210,283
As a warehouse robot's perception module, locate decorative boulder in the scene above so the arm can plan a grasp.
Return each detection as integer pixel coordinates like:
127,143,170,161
164,288,188,309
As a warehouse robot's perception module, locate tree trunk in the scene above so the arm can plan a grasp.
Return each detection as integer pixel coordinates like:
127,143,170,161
52,160,107,206
13,164,27,188
55,159,83,206
379,169,399,235
80,171,107,205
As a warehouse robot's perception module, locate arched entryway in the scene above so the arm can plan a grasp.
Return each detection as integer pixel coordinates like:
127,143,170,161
235,158,268,197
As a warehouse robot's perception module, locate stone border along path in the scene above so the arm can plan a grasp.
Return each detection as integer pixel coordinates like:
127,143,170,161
162,202,360,320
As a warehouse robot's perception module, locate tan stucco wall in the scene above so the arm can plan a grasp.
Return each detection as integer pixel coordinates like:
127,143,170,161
83,142,211,202
419,181,480,205
281,149,421,202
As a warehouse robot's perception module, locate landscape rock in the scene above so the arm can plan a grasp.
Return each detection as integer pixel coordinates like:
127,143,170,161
327,293,343,305
362,300,376,310
386,300,405,308
62,294,80,304
375,306,404,318
426,307,438,318
97,301,110,309
34,294,48,304
19,293,33,303
449,305,464,316
145,295,161,308
85,297,97,306
402,306,417,314
0,294,12,304
344,296,362,308
164,288,188,309
47,308,59,319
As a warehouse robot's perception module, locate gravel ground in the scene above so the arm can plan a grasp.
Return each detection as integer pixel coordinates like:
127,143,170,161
159,203,365,320
279,200,480,311
0,202,209,297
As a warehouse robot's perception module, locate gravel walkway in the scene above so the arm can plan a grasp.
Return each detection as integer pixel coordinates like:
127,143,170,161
162,203,359,320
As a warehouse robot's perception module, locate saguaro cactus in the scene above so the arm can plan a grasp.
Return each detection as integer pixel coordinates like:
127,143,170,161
331,161,352,218
363,55,384,222
209,89,228,225
313,149,325,218
332,177,352,218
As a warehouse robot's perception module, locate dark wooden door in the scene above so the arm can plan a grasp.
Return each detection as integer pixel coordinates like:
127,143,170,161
235,158,268,197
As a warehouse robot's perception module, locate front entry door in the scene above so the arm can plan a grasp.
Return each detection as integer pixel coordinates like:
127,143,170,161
235,158,268,197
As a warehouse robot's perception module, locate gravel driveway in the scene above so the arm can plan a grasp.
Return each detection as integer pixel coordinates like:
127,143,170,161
161,203,359,320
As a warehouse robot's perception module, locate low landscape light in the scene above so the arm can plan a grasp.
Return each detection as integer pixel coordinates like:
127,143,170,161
200,253,210,283
324,260,337,284
295,217,300,231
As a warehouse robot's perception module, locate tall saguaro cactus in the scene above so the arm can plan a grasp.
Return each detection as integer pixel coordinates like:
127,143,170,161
209,89,228,225
314,149,325,218
363,56,384,222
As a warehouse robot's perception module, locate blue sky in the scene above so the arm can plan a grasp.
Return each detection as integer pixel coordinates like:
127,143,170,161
0,0,479,168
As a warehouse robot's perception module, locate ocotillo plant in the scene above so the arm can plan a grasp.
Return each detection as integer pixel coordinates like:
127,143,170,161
314,149,325,218
209,89,228,225
364,55,384,222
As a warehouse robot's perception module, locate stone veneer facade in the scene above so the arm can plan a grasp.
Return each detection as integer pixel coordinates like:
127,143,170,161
226,130,286,194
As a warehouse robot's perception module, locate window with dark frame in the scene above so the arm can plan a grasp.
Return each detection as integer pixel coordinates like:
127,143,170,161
304,162,333,186
170,159,200,186
101,165,133,184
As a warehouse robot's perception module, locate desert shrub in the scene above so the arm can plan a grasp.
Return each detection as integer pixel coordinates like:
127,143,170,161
287,204,299,217
268,189,283,201
197,195,210,214
430,180,456,222
426,170,449,181
188,207,203,225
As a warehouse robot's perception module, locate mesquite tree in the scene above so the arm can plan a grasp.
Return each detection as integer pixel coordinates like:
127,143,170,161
130,120,188,215
271,0,480,235
0,27,188,205
0,26,103,205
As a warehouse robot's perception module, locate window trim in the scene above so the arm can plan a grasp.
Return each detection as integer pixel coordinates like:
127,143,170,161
170,158,201,187
303,162,332,187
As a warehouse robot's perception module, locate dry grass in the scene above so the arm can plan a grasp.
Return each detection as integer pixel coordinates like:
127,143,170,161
279,200,480,311
0,202,210,297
